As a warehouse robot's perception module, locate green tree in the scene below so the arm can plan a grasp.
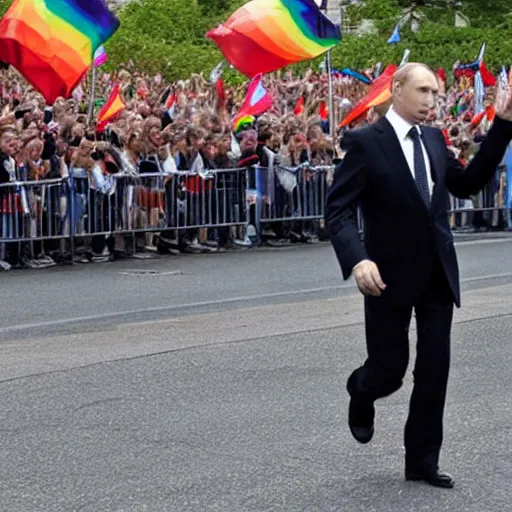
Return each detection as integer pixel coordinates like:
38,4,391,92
345,0,511,28
0,0,511,81
197,0,232,12
0,0,11,16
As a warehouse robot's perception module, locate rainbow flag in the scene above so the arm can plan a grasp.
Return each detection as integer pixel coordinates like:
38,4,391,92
340,64,397,128
206,0,341,78
0,0,119,104
232,74,273,131
97,83,125,132
93,45,108,67
233,115,256,134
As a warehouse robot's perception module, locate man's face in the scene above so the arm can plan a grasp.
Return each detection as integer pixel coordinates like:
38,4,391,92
393,67,439,124
173,135,187,153
27,140,43,161
269,132,281,151
219,136,231,153
56,138,68,157
72,124,85,139
191,136,204,150
204,143,216,159
131,119,143,132
149,127,163,148
78,140,94,158
240,132,257,153
1,134,19,156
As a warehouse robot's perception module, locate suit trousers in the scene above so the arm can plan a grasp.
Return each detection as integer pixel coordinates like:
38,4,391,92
349,257,454,471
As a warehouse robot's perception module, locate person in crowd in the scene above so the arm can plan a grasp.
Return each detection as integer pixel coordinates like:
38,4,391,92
0,130,20,269
0,59,508,270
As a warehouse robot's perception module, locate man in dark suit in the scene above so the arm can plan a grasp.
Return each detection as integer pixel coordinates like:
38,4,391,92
325,63,512,489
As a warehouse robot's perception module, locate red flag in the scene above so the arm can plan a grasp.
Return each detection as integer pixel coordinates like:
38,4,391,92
165,93,176,109
340,64,397,127
442,129,451,147
97,84,125,132
479,62,497,87
436,68,447,83
294,96,304,115
319,101,328,120
470,105,495,129
215,77,227,110
455,61,496,87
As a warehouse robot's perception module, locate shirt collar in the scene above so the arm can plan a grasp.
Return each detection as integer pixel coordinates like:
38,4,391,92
385,105,420,141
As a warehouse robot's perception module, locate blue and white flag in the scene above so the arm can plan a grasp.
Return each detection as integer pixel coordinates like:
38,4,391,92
387,23,401,44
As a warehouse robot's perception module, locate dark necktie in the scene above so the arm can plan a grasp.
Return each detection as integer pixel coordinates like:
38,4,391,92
408,127,430,207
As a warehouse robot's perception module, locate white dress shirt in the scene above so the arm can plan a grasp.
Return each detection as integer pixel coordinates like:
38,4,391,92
385,106,434,197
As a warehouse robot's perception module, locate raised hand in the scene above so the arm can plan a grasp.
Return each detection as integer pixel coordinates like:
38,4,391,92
494,80,512,122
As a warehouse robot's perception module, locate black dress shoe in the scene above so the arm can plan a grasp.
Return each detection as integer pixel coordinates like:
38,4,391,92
346,377,374,444
405,469,455,488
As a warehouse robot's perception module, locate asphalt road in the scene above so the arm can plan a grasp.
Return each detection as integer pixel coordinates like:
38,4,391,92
0,238,511,511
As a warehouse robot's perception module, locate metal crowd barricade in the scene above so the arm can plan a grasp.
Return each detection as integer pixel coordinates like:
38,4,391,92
59,167,249,254
249,163,334,240
1,162,509,267
447,166,510,231
0,177,69,244
112,167,249,235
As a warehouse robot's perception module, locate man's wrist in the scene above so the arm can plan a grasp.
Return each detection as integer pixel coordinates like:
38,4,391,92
353,259,370,271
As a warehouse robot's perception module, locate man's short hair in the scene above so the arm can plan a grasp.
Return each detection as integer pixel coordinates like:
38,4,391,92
393,63,436,87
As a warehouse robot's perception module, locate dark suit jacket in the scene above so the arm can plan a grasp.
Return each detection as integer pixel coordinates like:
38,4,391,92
325,116,512,307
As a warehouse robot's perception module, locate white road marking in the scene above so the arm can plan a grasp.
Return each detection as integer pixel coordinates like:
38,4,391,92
1,273,511,333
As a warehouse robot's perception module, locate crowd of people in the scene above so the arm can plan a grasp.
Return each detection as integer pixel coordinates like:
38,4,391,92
0,60,509,270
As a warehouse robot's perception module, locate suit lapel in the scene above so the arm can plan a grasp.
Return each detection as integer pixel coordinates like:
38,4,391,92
421,126,446,214
373,117,430,214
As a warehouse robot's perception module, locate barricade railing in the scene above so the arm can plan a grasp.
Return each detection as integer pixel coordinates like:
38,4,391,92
447,165,510,230
127,168,249,234
248,163,334,240
0,177,68,243
0,162,510,265
0,167,250,261
68,168,249,251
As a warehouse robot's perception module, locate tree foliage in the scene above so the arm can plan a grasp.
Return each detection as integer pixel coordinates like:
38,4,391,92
105,0,247,81
0,0,510,81
331,24,512,73
338,0,512,73
0,0,10,16
106,0,512,80
346,0,511,28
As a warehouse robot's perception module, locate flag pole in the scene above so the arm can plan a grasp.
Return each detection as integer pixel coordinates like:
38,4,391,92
320,0,335,138
327,50,335,138
87,64,96,125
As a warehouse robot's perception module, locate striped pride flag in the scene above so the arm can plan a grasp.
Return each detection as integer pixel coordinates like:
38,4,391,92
93,45,108,67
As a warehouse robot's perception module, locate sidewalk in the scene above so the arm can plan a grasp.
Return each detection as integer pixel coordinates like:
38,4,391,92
452,230,512,242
